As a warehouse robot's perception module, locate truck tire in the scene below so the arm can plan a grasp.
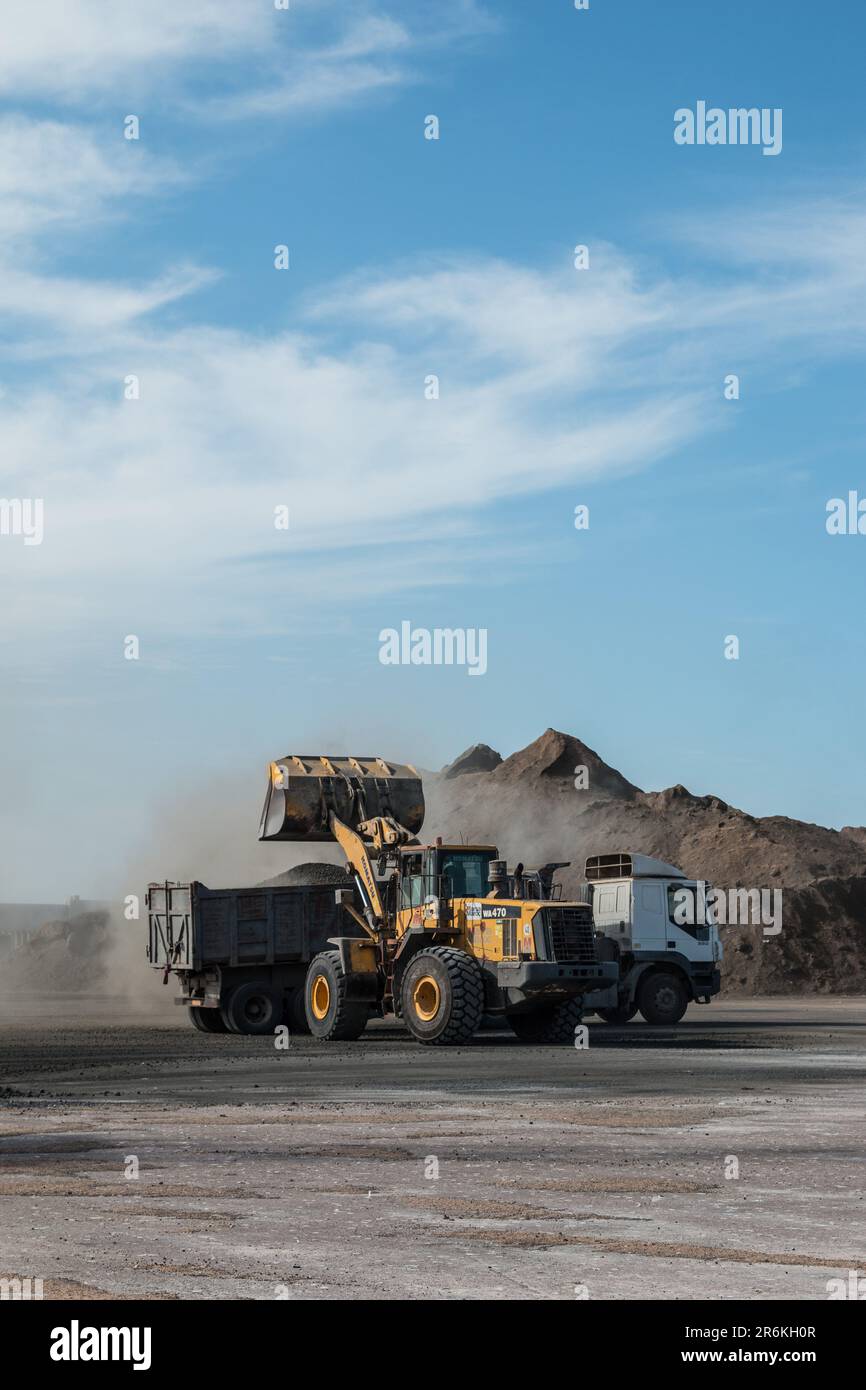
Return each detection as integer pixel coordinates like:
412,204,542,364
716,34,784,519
305,951,368,1041
637,970,688,1025
188,1005,229,1033
400,947,484,1045
596,1002,639,1024
220,981,283,1035
509,996,584,1044
286,987,311,1036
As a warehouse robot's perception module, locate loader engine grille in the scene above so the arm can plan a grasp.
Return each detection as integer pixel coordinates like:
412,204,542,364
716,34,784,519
543,906,597,964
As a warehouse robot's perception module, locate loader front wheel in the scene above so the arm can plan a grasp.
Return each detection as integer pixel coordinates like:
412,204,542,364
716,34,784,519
400,948,484,1045
509,996,585,1044
304,951,368,1041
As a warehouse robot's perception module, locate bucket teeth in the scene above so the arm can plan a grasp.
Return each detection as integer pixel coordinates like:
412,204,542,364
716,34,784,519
259,754,424,842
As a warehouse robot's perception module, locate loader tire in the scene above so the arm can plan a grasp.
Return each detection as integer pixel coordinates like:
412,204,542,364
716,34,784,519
400,947,484,1045
596,1002,638,1024
637,970,688,1025
305,951,368,1041
188,1005,229,1033
221,981,283,1035
509,996,585,1044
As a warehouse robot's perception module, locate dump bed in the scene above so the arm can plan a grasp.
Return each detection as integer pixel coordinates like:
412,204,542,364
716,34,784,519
146,880,351,974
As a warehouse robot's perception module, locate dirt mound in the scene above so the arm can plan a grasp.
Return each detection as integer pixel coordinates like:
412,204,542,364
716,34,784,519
425,729,866,995
3,911,111,992
442,743,502,779
257,862,349,889
496,728,640,799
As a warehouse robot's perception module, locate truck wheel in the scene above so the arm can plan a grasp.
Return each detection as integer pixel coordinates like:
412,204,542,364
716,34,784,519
286,987,311,1036
509,996,584,1044
305,951,368,1041
637,971,688,1025
188,1005,229,1033
400,948,484,1045
221,981,282,1035
596,1003,639,1024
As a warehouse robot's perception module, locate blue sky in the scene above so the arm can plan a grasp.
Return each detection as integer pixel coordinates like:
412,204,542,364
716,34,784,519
2,0,866,899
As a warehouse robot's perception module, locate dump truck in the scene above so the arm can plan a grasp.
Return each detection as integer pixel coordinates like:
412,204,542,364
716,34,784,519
146,873,362,1034
258,754,617,1044
581,852,723,1024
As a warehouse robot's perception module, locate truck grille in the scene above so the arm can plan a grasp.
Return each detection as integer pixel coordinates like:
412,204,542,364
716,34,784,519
545,906,597,964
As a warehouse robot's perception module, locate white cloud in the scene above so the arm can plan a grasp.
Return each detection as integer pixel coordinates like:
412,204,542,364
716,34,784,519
0,1,269,100
0,116,210,344
0,1,495,116
0,116,185,240
0,250,707,647
5,173,866,655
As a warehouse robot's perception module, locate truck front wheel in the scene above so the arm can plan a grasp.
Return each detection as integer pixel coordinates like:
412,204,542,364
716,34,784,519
400,948,484,1045
509,996,584,1044
636,971,689,1025
305,951,368,1041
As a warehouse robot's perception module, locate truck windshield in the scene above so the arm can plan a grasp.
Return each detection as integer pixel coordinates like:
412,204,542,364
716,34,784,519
440,852,494,898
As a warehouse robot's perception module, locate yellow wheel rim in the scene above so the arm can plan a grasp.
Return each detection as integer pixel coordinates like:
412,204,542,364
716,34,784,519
412,975,441,1022
311,974,331,1020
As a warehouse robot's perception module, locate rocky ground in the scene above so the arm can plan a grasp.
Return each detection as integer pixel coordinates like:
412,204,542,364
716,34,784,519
0,997,864,1301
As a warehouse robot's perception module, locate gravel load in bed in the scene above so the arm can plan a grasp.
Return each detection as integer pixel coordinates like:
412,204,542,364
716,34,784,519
257,862,350,889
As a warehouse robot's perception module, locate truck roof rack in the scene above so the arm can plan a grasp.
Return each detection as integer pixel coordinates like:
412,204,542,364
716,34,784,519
585,852,687,881
585,853,633,881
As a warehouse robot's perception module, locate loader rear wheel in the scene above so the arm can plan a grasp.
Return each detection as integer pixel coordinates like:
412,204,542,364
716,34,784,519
508,996,585,1044
221,981,282,1035
400,948,484,1045
596,1002,638,1024
188,1005,229,1033
305,951,368,1041
636,970,688,1025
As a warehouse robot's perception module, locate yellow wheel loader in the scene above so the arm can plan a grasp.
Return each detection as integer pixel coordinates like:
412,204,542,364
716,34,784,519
259,755,618,1045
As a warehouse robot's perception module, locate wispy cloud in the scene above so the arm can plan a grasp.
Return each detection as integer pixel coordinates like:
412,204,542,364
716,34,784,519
9,196,866,649
0,1,496,117
0,116,185,240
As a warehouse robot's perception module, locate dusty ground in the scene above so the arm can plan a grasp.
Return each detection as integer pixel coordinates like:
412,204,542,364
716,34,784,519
0,997,864,1301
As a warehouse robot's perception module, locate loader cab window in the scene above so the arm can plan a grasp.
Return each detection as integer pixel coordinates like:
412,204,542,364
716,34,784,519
400,854,425,910
438,851,495,899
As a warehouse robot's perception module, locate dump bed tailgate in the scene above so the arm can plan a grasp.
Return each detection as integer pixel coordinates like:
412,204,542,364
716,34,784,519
146,881,349,973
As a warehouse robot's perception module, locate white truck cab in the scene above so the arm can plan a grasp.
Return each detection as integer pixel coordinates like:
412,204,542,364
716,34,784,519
582,852,722,1024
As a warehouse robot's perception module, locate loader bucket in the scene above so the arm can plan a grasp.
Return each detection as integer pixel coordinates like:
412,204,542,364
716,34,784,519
259,755,425,842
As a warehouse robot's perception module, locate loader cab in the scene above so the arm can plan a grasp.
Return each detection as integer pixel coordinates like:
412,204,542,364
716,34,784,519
438,847,496,899
398,845,496,908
